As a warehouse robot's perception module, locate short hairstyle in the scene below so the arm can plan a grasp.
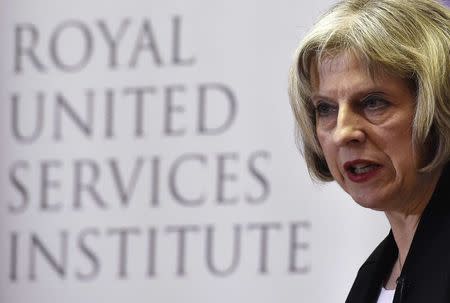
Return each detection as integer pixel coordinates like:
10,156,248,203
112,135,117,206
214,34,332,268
288,0,450,181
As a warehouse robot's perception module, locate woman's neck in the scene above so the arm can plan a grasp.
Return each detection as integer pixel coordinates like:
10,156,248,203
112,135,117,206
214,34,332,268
382,173,438,290
386,211,421,266
385,169,441,273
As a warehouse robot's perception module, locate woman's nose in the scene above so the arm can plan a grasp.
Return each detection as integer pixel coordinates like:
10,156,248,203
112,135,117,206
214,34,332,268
332,106,366,146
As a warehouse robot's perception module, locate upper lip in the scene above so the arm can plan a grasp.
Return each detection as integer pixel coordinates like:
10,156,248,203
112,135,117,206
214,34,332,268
343,159,381,172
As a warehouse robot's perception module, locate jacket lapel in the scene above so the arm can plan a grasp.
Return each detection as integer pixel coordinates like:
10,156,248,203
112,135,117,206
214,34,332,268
346,231,397,303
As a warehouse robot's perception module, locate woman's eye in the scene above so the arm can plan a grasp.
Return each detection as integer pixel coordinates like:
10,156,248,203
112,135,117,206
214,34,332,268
362,97,389,111
315,102,337,117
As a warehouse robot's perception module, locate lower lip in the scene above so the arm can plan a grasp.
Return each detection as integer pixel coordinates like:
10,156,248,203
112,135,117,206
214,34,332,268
346,166,382,183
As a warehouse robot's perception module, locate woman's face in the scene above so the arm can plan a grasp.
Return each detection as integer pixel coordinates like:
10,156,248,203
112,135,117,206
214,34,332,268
311,52,436,211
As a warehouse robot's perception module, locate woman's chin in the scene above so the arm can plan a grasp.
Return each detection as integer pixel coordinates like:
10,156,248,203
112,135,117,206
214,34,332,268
350,193,389,211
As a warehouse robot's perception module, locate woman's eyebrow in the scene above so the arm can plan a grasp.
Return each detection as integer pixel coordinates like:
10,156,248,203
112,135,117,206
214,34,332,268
361,91,389,98
312,88,389,102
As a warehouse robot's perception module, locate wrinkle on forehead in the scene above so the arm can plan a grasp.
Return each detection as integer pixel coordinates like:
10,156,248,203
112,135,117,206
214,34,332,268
310,50,400,99
312,51,369,84
319,51,362,74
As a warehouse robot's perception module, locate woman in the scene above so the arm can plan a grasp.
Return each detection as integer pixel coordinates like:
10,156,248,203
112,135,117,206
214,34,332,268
288,0,450,302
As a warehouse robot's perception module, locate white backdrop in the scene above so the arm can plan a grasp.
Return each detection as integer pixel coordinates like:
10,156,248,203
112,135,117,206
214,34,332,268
0,1,388,302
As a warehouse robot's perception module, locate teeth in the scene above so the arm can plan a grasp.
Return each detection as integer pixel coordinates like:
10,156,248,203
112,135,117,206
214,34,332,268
354,164,367,169
353,164,376,174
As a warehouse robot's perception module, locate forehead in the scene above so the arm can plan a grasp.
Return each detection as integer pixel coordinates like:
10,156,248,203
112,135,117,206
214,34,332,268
309,51,416,105
311,51,371,83
318,52,363,74
310,52,376,97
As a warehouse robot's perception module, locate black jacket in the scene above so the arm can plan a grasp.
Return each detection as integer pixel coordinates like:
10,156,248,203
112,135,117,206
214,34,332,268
346,165,450,303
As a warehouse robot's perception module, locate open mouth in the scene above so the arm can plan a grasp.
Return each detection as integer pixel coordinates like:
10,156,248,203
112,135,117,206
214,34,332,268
344,161,382,182
350,163,380,175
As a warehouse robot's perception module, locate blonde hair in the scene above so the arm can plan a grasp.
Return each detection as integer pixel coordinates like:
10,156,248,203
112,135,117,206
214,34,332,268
289,0,450,181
